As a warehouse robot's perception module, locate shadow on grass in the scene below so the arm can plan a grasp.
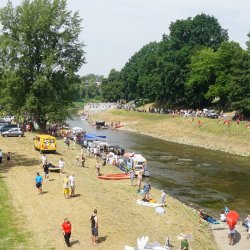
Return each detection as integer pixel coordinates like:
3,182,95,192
71,240,80,246
0,152,40,174
98,236,107,243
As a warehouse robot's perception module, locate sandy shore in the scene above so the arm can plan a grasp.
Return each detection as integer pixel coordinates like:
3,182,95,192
0,133,218,249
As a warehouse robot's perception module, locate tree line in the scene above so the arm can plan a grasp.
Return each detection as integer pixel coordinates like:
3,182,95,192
101,14,250,116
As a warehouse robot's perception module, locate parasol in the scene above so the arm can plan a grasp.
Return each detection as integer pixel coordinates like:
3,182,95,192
226,210,239,228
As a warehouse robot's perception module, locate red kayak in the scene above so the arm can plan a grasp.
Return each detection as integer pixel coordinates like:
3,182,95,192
98,173,130,180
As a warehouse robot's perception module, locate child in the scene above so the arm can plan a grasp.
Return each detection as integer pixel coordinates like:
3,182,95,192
220,210,226,222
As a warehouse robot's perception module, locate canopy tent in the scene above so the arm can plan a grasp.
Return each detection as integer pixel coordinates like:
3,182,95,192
83,134,106,139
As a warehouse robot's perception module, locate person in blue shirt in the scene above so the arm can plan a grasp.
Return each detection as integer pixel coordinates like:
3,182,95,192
35,172,43,195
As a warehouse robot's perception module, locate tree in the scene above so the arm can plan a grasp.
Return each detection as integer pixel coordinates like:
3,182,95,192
186,48,217,107
101,69,125,102
0,0,85,130
206,42,244,108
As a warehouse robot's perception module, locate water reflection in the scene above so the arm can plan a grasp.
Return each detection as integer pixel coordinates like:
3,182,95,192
68,115,250,217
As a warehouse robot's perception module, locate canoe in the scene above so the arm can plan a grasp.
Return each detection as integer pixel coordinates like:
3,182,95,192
98,173,130,180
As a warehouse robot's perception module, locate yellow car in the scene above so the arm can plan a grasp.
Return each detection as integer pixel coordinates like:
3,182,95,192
34,134,57,153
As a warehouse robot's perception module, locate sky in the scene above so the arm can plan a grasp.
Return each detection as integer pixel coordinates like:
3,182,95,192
1,0,250,77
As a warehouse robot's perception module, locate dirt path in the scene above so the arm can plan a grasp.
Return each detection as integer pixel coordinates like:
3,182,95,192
0,134,218,250
211,222,250,250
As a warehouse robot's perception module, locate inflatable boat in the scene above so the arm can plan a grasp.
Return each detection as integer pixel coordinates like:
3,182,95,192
98,173,130,180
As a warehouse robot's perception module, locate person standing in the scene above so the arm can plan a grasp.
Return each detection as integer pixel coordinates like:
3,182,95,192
0,149,3,164
75,155,80,167
65,138,70,149
35,172,43,195
63,175,70,199
62,218,72,247
160,190,166,206
95,160,101,176
81,154,85,167
7,152,11,161
137,171,143,191
59,158,65,174
43,162,49,182
143,181,151,201
90,209,98,245
129,169,135,186
228,225,236,245
40,153,47,168
69,174,75,197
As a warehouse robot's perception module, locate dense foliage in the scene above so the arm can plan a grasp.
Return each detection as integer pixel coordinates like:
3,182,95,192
0,0,85,129
102,14,250,116
78,74,103,101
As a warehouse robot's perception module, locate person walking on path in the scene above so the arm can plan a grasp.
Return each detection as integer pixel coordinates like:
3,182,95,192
63,175,70,199
59,158,65,174
35,172,43,195
43,162,49,182
65,138,70,149
40,153,47,168
0,149,3,164
95,160,101,176
90,209,98,245
69,174,75,197
81,154,85,167
62,218,72,247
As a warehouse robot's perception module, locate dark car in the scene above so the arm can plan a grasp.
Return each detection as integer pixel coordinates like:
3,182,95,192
0,124,18,133
1,127,24,137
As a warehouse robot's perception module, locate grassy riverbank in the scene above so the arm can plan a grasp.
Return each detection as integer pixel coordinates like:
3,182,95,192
90,109,250,157
0,133,218,249
0,172,30,249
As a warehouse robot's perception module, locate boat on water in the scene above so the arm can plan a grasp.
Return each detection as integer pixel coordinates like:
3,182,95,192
98,173,130,180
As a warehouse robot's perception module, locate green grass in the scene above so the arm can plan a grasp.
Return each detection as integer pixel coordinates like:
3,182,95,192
0,174,30,249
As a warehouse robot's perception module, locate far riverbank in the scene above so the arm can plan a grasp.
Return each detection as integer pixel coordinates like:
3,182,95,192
87,109,250,157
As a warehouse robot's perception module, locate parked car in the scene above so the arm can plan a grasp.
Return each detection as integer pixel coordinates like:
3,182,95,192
0,124,18,133
2,128,24,137
203,109,218,119
207,110,219,119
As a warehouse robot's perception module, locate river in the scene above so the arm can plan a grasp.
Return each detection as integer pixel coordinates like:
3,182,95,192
68,115,250,218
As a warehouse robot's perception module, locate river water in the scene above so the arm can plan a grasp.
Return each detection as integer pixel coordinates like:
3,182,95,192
68,115,250,218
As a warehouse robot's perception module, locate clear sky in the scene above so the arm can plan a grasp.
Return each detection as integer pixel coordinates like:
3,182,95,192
1,0,250,76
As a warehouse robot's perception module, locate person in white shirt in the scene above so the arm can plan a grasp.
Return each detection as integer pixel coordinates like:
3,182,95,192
220,210,226,222
40,154,47,167
243,215,250,238
69,174,75,197
59,158,65,174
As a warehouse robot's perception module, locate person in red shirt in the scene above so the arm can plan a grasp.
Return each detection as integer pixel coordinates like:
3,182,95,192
62,218,72,247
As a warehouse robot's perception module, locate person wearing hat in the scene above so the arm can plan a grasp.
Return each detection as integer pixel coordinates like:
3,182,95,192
62,218,72,247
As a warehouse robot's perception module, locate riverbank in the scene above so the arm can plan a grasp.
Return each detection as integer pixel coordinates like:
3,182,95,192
89,109,250,157
0,134,218,249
